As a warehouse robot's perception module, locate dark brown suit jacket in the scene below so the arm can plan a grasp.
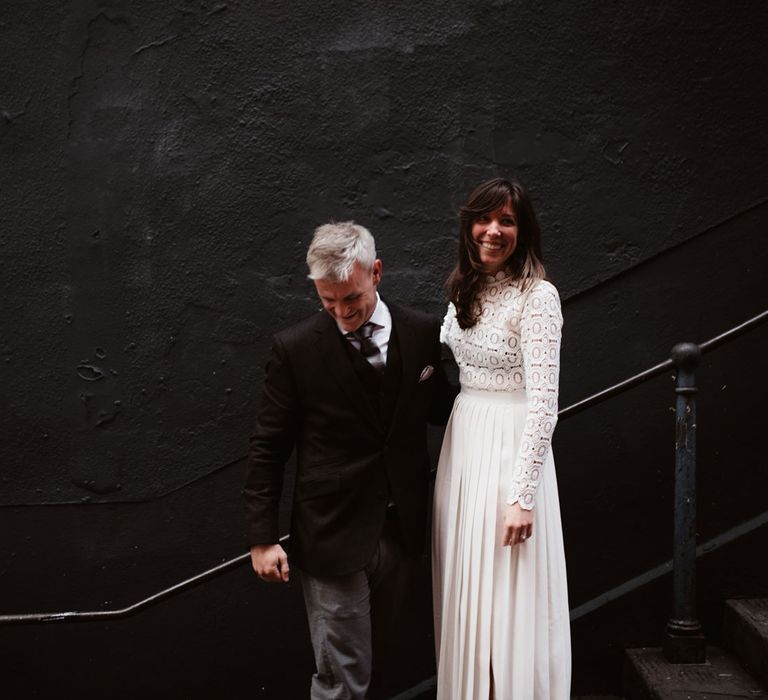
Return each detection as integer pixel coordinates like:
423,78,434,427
244,300,455,576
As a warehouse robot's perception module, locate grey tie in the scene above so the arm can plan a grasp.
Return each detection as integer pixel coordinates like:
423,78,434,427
348,322,385,373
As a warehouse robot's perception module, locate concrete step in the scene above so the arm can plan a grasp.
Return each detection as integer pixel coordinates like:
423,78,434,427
393,689,625,699
725,598,768,689
623,646,767,699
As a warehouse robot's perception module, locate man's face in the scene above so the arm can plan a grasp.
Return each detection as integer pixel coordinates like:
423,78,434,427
314,260,382,333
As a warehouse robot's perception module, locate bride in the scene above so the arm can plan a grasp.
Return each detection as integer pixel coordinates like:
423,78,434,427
432,178,571,699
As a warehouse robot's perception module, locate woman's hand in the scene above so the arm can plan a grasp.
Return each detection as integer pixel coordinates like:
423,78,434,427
502,503,533,546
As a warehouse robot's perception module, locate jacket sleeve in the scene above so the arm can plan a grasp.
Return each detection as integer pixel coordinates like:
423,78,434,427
243,335,299,545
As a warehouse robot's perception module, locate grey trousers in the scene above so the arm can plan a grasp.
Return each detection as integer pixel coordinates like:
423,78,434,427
300,512,413,700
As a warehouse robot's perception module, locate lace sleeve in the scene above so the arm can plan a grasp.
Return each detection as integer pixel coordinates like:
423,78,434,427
440,302,456,345
506,281,563,510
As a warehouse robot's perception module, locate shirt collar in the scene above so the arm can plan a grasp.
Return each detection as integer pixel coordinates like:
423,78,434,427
367,293,389,329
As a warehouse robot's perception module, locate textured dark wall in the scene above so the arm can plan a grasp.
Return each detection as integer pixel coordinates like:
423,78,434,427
2,1,767,697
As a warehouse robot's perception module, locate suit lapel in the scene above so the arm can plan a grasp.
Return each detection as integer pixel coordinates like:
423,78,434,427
386,302,420,441
314,313,381,432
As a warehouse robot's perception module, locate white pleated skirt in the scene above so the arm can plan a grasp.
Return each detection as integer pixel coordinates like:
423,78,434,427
432,388,571,700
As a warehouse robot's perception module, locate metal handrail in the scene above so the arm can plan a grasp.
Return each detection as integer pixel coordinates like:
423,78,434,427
558,308,768,421
0,553,251,625
558,358,673,421
1,308,765,626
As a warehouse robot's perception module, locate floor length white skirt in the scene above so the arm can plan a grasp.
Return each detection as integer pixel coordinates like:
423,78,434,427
432,388,571,699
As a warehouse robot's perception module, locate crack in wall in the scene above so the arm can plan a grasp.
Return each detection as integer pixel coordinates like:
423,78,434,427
133,33,179,56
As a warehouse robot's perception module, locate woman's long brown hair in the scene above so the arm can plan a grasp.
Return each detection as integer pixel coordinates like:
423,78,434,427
446,178,547,329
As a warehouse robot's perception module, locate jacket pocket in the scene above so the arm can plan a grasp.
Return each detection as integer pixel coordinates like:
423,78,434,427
295,474,342,501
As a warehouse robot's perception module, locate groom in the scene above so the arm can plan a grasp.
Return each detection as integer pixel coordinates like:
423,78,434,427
244,221,455,699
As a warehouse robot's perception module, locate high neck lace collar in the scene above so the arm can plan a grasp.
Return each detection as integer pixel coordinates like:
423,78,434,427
485,269,511,284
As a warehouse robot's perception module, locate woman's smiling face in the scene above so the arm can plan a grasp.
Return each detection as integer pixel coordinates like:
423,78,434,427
470,200,518,274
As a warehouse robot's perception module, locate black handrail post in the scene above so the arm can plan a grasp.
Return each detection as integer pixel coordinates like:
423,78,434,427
664,342,705,663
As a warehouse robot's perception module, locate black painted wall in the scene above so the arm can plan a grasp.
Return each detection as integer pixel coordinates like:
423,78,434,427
2,1,767,697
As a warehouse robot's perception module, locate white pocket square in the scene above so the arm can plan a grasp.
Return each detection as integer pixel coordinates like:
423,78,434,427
419,365,434,382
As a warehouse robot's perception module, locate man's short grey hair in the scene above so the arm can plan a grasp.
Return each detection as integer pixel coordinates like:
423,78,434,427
306,221,377,282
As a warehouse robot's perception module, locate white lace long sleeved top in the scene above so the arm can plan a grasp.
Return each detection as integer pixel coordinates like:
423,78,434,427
440,274,563,509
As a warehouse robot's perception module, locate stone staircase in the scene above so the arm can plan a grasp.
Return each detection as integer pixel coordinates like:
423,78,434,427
624,598,768,699
724,599,768,689
398,599,768,699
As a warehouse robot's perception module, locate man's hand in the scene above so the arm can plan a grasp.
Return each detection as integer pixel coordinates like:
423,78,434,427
250,543,290,583
502,503,533,547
